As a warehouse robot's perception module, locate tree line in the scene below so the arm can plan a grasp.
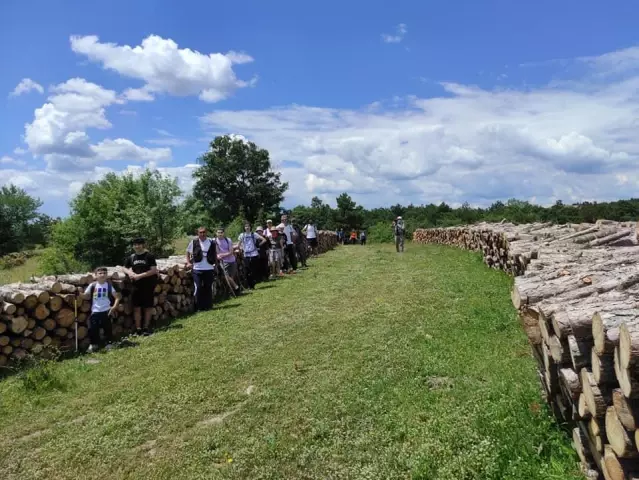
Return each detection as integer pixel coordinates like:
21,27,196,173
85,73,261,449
3,135,639,270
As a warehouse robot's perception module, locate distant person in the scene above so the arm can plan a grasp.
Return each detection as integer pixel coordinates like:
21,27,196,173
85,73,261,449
84,266,121,353
186,226,216,311
123,237,158,336
238,222,267,290
360,230,367,246
268,225,285,279
291,217,308,268
337,228,344,244
281,214,298,273
303,220,319,256
215,227,241,295
255,226,270,282
393,217,405,253
350,230,357,244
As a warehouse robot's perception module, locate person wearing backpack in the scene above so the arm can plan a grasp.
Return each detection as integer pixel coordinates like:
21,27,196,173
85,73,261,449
238,222,267,290
123,237,158,336
215,227,241,295
84,266,121,353
186,226,217,311
393,216,405,252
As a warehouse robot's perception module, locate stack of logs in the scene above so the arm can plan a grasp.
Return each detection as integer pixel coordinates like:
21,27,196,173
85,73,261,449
0,231,338,367
414,220,639,480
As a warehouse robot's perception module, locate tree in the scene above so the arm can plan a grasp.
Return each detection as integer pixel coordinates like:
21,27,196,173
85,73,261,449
0,184,44,255
53,170,182,267
192,135,288,225
334,192,363,230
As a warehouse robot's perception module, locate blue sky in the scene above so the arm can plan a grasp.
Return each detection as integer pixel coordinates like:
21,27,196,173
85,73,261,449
2,0,639,218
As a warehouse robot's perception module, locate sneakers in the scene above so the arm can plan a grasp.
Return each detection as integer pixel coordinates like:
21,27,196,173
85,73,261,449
143,328,153,336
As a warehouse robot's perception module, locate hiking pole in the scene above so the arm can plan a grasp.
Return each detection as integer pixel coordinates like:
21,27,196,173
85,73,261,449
222,264,237,298
74,297,79,353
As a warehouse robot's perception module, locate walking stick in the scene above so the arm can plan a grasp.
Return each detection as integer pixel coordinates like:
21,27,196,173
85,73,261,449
74,297,79,353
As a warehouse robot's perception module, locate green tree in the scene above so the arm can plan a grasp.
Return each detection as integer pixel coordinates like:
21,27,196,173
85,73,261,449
192,135,288,225
0,184,44,255
54,170,182,267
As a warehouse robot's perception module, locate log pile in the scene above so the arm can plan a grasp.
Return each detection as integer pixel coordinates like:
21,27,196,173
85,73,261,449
0,231,338,367
414,220,639,480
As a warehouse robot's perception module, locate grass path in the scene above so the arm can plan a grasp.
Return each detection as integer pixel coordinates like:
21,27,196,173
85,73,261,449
0,244,581,479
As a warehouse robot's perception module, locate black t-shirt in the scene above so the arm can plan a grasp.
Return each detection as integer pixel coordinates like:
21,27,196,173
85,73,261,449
124,252,157,285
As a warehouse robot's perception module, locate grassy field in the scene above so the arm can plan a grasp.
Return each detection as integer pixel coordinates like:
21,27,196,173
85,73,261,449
0,244,581,480
0,251,44,285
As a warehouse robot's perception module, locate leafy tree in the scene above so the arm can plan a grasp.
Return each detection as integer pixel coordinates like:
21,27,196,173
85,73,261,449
0,184,44,255
192,135,288,225
54,170,182,267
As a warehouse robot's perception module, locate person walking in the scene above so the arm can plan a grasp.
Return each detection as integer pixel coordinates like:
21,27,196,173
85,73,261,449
302,220,319,256
393,216,405,252
238,222,267,290
186,226,216,311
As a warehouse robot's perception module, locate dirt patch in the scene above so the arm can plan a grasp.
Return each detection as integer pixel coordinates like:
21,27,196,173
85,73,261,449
17,428,49,443
245,385,255,395
425,376,454,390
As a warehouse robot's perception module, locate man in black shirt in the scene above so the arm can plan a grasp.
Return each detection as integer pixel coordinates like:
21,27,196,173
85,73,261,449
123,237,158,336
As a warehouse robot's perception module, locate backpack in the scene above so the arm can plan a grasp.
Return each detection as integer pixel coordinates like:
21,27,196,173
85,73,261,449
88,282,115,308
395,222,405,235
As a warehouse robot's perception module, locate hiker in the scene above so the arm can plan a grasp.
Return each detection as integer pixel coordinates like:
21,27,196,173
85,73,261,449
337,228,344,244
215,227,241,295
303,220,319,256
84,266,121,353
255,226,270,282
264,219,274,239
238,222,267,290
393,216,405,252
360,229,367,245
281,214,298,274
291,217,308,268
268,224,285,279
186,226,216,311
350,230,357,244
123,237,158,336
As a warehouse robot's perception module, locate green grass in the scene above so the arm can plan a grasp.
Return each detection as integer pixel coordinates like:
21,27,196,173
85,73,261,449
0,250,44,285
0,244,581,480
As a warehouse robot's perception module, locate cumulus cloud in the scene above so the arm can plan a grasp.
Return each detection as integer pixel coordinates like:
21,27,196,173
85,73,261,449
0,156,27,167
9,78,44,97
70,34,255,103
22,77,170,171
381,24,407,44
201,47,639,209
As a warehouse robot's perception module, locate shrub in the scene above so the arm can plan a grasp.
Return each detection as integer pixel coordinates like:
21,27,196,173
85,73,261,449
367,221,395,243
38,247,90,275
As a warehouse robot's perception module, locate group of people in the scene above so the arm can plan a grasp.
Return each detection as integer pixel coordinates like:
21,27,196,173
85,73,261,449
82,215,405,353
185,214,319,312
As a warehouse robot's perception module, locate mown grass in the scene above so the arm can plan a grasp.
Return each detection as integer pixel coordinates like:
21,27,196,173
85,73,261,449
0,244,582,480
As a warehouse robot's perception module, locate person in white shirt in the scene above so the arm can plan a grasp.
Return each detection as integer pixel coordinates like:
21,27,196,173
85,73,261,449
280,214,298,273
84,266,121,353
186,226,217,311
238,222,267,289
303,220,319,256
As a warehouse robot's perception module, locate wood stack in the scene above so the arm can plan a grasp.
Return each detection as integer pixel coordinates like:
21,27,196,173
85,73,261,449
415,220,639,480
0,231,338,366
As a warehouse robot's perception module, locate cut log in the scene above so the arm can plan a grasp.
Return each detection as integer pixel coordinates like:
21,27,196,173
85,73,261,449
606,406,638,458
0,287,25,304
32,326,47,341
613,389,639,431
32,303,50,321
579,393,592,420
603,445,639,480
42,318,56,331
48,296,63,312
5,315,28,334
620,320,639,369
568,334,592,371
0,335,9,347
590,229,634,247
589,417,606,454
593,351,616,386
1,301,17,315
55,308,75,328
593,310,639,356
582,368,612,419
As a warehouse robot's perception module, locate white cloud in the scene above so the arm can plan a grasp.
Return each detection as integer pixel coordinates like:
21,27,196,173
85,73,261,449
23,77,170,171
201,45,639,209
70,34,255,103
0,156,27,167
13,147,27,155
381,24,407,44
9,78,44,97
119,109,138,116
122,86,155,102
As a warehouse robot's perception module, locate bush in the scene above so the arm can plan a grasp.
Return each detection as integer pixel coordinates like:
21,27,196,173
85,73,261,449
38,247,90,275
367,221,395,243
16,351,66,394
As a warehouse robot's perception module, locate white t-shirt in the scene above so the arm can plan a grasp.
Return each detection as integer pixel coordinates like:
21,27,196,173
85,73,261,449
186,238,215,271
305,224,317,239
238,232,259,257
283,224,295,245
84,282,113,313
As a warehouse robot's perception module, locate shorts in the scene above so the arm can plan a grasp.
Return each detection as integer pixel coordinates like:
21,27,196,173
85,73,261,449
269,249,282,263
221,261,238,277
309,237,318,247
132,280,156,308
